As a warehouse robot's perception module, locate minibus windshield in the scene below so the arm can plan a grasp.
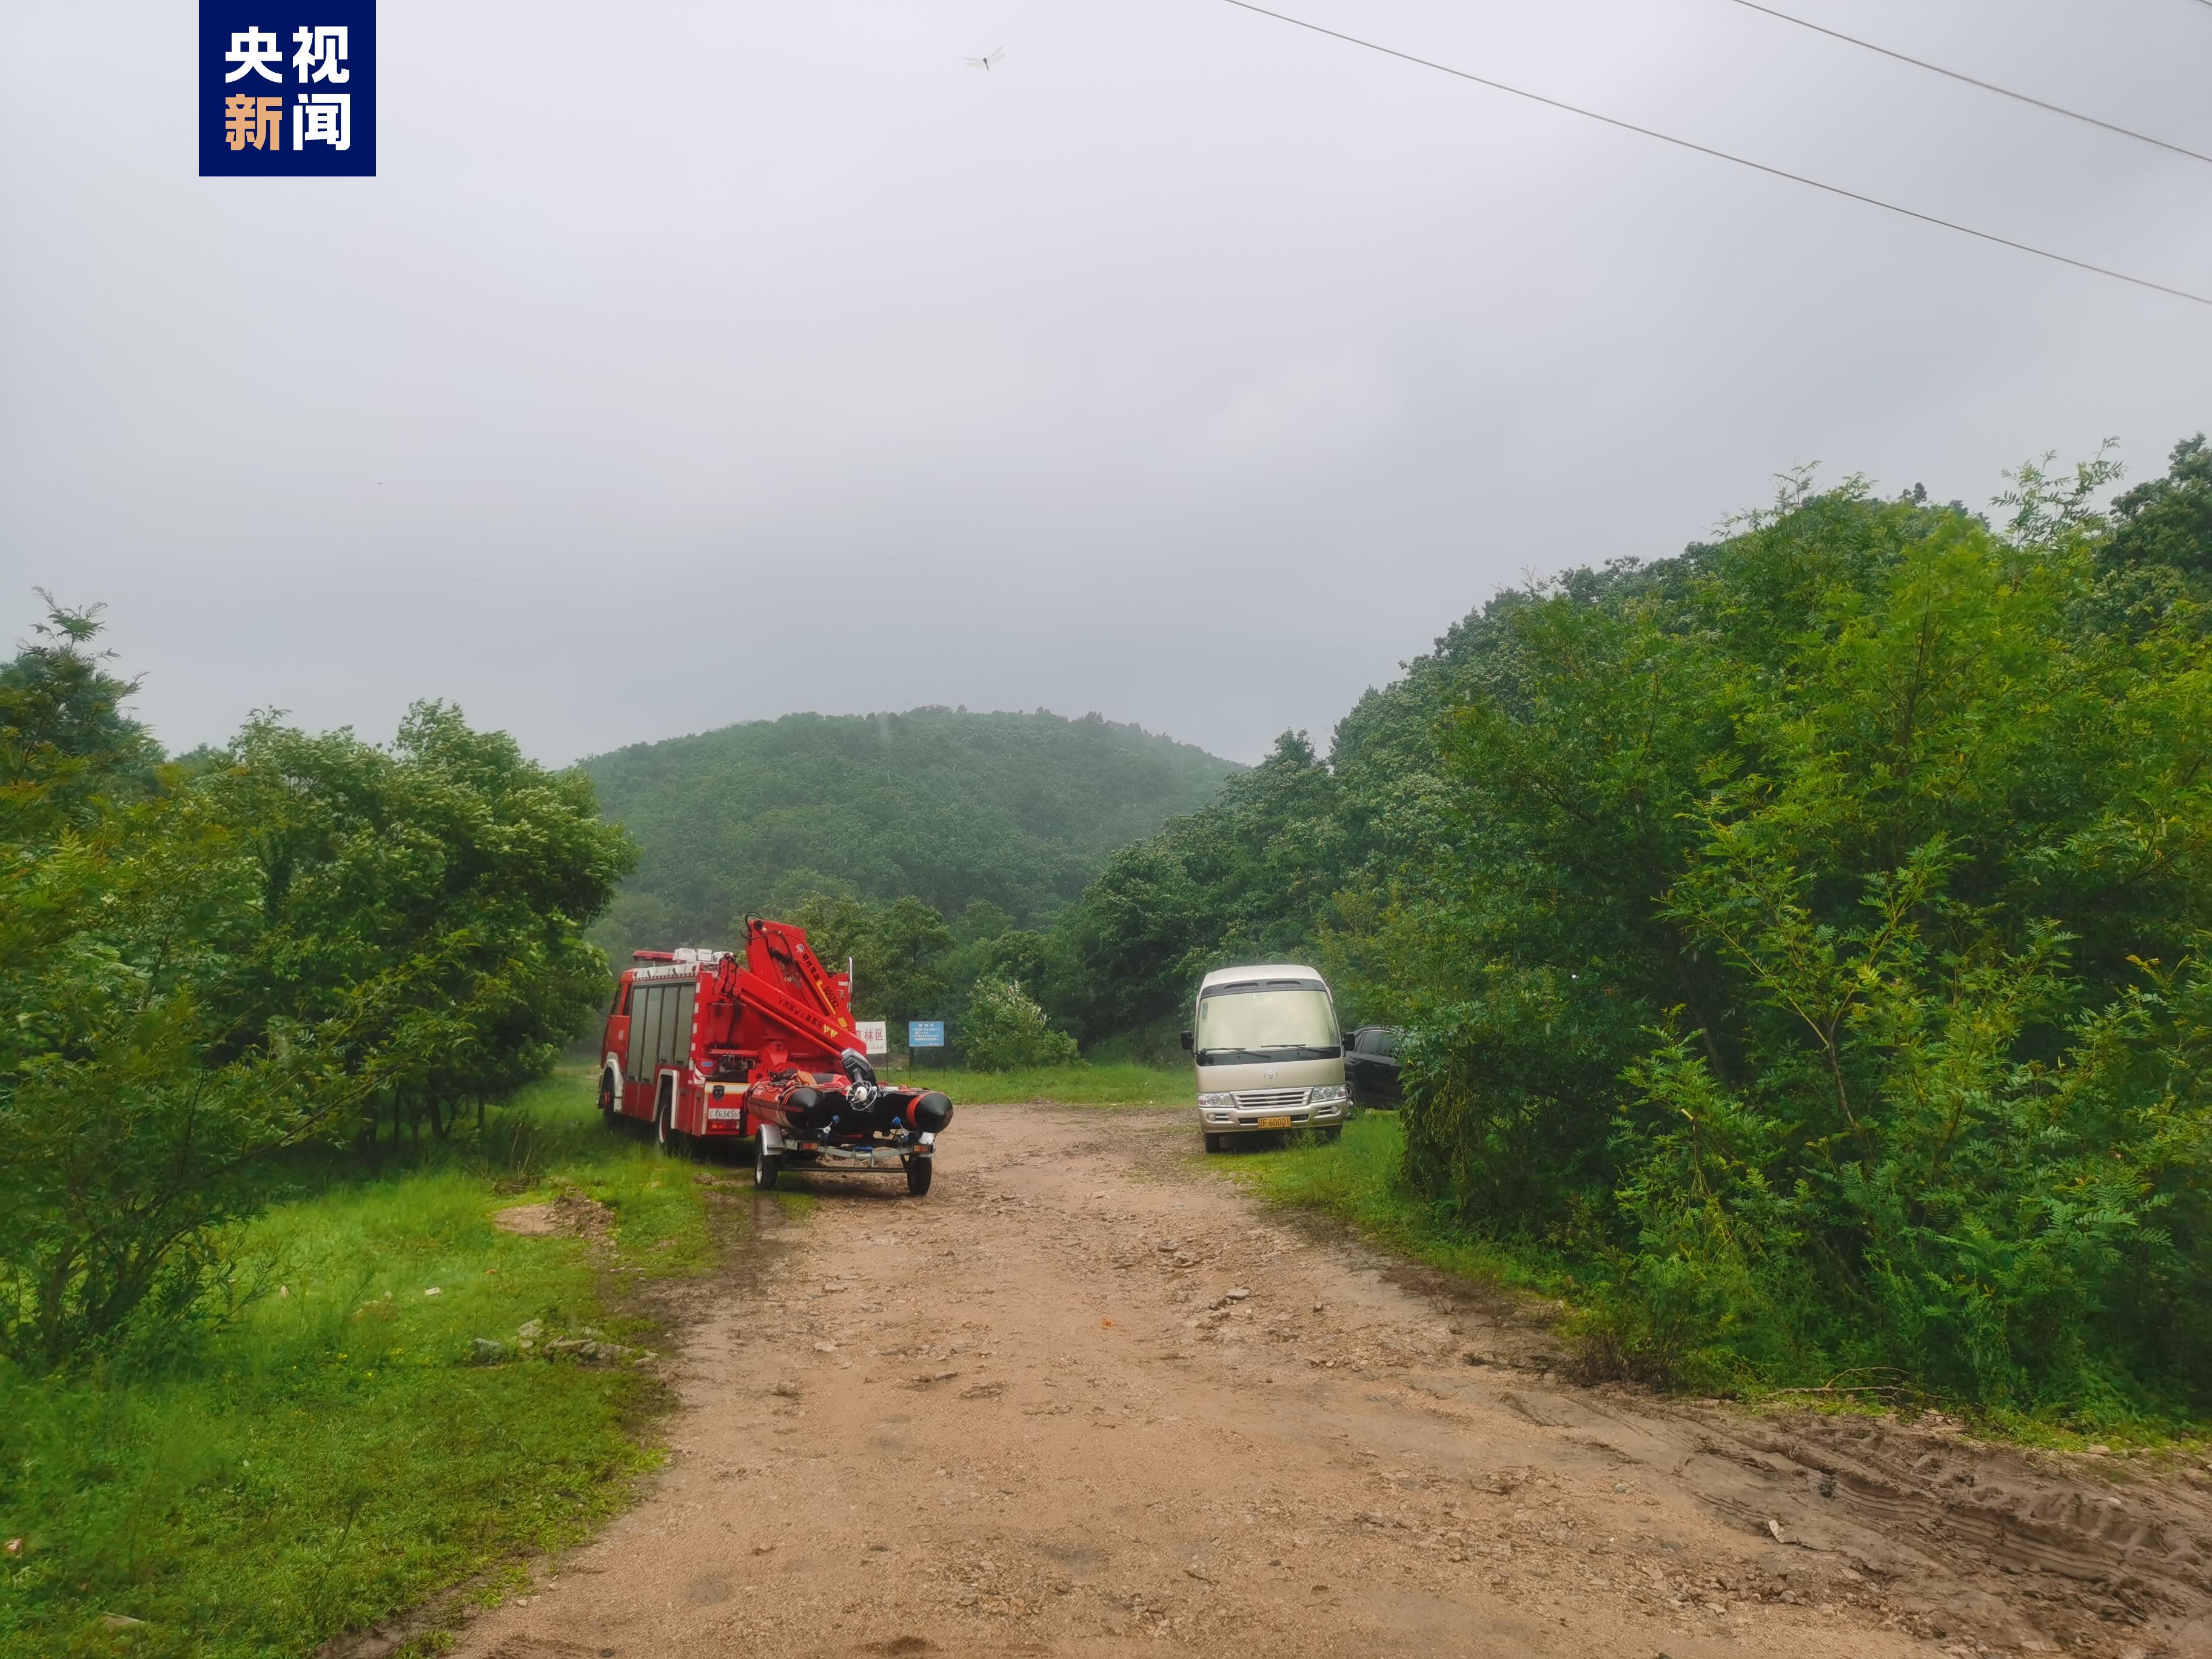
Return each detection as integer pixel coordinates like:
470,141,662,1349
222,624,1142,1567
1194,984,1338,1065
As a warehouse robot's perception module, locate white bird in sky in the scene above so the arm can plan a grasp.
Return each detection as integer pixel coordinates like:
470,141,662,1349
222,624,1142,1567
965,49,1005,70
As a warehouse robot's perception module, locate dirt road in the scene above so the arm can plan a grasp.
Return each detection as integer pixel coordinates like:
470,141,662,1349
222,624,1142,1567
448,1104,2212,1659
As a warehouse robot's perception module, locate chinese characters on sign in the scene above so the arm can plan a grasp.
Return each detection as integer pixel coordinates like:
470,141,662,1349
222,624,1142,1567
201,5,374,176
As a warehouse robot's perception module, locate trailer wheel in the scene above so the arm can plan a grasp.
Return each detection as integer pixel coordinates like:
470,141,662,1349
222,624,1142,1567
903,1156,933,1197
753,1136,780,1191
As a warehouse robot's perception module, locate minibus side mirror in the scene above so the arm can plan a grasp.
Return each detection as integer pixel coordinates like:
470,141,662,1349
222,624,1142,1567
1180,1030,1193,1051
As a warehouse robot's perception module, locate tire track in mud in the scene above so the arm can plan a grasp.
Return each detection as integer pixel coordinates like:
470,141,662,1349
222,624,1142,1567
441,1104,2212,1659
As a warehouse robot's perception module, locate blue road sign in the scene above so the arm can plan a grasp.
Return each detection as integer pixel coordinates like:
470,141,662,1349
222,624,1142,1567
908,1021,945,1048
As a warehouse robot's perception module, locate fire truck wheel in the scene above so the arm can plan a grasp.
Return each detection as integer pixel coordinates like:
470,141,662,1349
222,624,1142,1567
598,1067,620,1125
903,1156,933,1197
753,1138,780,1191
654,1095,686,1156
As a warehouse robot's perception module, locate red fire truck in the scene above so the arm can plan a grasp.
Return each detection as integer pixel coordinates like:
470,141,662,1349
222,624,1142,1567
597,917,953,1194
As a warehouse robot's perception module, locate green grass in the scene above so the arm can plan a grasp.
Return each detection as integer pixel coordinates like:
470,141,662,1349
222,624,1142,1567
0,1068,721,1659
882,1061,1190,1107
1215,1111,1571,1296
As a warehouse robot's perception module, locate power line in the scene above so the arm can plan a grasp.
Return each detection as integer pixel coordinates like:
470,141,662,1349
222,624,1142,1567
1724,0,2212,168
1213,0,2212,309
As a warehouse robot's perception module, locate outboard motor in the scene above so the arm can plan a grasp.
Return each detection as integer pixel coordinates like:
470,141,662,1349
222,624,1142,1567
839,1048,879,1108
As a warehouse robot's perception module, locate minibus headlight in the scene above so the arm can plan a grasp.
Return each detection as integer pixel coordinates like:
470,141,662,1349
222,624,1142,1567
1197,1092,1236,1108
1308,1084,1347,1105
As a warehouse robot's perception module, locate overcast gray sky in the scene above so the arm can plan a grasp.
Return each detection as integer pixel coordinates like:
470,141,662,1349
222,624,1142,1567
4,0,2209,766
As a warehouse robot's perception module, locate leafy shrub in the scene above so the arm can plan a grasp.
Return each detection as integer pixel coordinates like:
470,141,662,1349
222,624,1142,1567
960,976,1079,1071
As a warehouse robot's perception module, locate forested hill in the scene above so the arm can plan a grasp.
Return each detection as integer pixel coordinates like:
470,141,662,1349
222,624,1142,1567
581,708,1240,952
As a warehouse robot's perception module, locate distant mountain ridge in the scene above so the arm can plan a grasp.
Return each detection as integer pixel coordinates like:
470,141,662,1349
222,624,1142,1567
581,707,1241,953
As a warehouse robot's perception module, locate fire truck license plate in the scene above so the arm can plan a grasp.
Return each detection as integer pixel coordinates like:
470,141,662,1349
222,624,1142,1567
1259,1114,1293,1130
706,1107,744,1123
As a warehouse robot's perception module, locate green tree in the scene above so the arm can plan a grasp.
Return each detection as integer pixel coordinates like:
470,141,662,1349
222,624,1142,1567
0,593,158,811
0,606,636,1366
1587,496,2212,1402
0,605,381,1366
2105,433,2212,580
785,892,955,1037
1057,731,1339,1039
202,703,637,1140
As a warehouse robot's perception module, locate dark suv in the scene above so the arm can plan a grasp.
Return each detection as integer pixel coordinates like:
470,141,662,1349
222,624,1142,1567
1342,1025,1406,1108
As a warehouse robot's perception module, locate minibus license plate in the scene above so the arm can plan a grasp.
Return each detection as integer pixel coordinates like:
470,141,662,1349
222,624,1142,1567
1259,1114,1293,1130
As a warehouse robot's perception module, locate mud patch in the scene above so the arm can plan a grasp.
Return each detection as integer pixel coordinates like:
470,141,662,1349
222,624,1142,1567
1661,1406,2212,1652
493,1188,612,1239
